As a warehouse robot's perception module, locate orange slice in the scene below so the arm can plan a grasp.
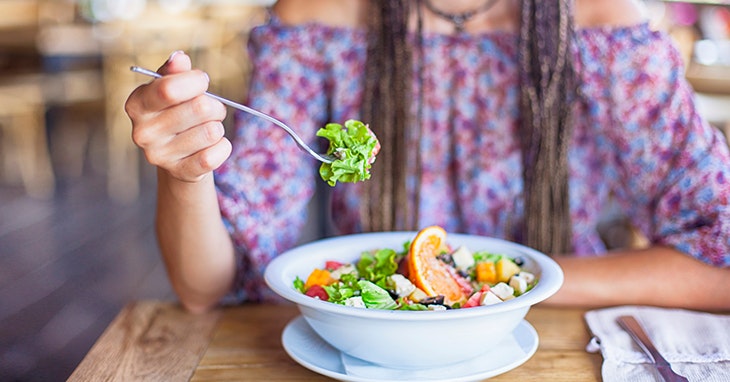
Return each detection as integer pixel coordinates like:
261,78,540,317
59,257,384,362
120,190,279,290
408,226,468,306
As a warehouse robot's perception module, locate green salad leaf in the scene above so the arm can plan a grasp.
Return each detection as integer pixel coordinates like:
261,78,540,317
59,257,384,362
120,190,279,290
357,280,397,310
316,119,378,186
322,273,360,304
293,276,306,293
356,248,398,290
473,251,503,263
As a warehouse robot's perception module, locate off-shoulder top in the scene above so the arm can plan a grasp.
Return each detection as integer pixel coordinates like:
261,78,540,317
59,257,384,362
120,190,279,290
214,16,730,302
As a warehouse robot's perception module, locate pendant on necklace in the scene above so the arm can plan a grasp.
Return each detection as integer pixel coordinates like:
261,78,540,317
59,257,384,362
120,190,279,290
423,0,499,35
450,15,468,33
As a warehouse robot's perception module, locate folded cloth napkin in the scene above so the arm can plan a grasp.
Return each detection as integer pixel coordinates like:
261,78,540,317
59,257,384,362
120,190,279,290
584,305,730,382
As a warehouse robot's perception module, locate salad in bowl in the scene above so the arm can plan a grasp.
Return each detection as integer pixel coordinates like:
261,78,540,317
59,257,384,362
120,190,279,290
294,226,537,311
264,226,563,370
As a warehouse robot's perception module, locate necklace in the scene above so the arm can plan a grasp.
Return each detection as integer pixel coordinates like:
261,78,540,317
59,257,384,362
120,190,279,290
422,0,499,33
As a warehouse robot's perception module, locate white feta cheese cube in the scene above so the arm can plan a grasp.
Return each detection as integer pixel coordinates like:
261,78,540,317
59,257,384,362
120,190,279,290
344,296,366,308
491,282,515,300
516,271,535,283
428,304,447,311
330,264,357,280
451,246,475,271
389,274,416,297
480,290,503,306
509,275,528,294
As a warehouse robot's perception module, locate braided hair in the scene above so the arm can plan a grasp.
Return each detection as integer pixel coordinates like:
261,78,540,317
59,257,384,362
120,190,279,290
360,0,577,255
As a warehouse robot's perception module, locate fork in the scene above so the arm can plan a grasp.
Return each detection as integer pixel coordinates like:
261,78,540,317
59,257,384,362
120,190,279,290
616,315,689,382
130,66,335,164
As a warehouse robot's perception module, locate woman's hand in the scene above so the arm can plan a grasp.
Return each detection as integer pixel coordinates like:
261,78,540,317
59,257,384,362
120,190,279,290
124,52,237,313
124,51,232,182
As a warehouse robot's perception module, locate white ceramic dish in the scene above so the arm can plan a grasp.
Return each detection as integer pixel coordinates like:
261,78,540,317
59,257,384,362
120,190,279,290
265,231,563,369
282,315,539,382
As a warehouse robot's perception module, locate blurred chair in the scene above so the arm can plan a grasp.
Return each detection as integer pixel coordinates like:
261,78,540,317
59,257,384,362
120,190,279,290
0,0,55,198
0,79,54,198
36,14,105,182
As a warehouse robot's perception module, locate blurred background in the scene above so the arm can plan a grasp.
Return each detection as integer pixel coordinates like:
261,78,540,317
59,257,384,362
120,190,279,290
0,0,271,380
0,0,728,381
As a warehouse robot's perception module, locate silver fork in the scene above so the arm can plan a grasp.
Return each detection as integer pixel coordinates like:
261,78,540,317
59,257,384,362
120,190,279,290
130,66,335,164
617,315,689,382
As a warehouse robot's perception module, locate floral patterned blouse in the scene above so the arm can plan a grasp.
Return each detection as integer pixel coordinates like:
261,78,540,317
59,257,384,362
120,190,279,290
214,15,730,302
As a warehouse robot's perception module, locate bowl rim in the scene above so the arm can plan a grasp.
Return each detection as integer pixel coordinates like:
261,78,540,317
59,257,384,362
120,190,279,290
264,231,564,320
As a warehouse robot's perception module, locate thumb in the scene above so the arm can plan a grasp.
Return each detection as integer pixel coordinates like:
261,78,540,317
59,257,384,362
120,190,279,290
157,50,192,75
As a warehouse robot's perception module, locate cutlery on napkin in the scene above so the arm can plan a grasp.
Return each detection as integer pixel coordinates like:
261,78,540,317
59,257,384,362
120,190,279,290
616,315,688,382
584,306,730,382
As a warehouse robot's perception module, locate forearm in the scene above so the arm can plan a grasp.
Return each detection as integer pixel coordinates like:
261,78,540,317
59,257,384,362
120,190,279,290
544,246,730,311
156,169,236,313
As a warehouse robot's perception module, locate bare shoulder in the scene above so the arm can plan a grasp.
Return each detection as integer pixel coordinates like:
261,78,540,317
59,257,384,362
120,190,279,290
272,0,366,27
574,0,646,28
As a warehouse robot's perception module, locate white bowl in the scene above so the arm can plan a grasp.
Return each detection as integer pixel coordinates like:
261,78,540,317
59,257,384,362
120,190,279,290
264,231,563,370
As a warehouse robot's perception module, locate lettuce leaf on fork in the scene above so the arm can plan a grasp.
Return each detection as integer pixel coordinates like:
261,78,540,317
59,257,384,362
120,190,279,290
316,119,378,186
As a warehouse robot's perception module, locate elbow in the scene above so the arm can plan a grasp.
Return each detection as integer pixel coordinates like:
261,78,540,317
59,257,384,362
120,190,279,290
179,297,219,314
172,278,227,314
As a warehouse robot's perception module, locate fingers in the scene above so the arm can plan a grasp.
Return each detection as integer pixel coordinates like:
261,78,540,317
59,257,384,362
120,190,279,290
158,50,191,75
174,136,233,182
131,70,211,115
133,94,227,141
154,132,233,183
124,50,232,182
132,95,229,181
126,51,209,121
140,119,225,168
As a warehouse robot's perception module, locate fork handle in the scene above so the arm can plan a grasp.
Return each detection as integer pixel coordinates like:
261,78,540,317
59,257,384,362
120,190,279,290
617,315,665,364
129,66,334,164
617,315,689,382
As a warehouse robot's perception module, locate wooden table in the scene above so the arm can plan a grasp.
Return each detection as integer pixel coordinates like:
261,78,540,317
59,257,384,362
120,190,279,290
69,301,603,381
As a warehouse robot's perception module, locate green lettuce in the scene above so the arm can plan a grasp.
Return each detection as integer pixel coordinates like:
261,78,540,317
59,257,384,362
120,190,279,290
323,273,360,304
316,119,378,186
356,249,398,290
357,280,397,310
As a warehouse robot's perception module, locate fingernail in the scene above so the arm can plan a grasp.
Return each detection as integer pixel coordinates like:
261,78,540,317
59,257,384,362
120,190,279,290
167,50,184,63
203,72,210,83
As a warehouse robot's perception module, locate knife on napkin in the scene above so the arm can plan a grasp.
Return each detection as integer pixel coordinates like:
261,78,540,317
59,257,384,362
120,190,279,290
616,315,689,382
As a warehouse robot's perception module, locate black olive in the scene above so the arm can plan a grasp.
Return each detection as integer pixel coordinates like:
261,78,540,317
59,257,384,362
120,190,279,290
437,253,455,267
419,295,445,305
514,257,525,266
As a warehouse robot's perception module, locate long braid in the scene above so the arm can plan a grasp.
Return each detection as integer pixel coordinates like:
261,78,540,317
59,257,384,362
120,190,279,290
361,0,413,232
518,0,577,254
361,1,577,255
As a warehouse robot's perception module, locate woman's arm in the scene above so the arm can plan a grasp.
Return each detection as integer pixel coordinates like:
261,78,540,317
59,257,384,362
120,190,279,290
546,246,730,311
155,171,235,314
125,52,235,313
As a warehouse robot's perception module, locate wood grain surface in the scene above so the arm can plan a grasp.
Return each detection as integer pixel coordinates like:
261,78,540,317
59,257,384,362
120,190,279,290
72,301,603,381
68,301,220,381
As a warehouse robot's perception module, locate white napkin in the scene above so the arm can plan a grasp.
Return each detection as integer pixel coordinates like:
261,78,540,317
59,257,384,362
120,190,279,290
584,305,730,382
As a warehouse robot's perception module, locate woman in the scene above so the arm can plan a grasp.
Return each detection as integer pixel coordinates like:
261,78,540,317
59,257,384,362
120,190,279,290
125,0,730,313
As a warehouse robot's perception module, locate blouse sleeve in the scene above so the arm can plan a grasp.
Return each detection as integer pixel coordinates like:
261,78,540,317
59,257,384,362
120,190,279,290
213,19,335,302
584,24,730,267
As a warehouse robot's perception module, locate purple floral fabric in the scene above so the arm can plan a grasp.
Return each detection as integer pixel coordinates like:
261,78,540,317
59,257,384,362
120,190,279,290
214,17,730,302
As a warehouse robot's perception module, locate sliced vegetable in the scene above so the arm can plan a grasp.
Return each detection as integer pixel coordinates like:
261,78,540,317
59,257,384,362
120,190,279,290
496,258,521,283
304,268,336,290
358,280,397,310
316,119,379,186
305,285,329,300
475,261,498,284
